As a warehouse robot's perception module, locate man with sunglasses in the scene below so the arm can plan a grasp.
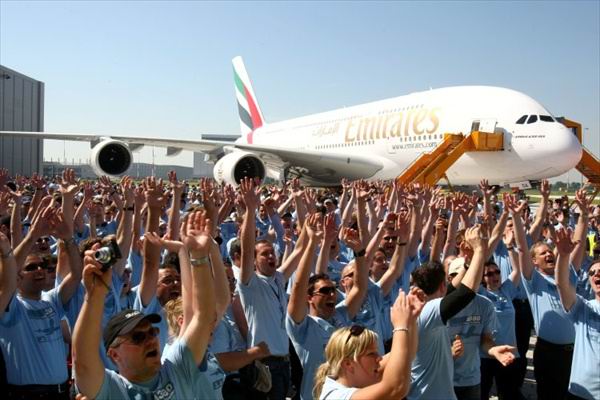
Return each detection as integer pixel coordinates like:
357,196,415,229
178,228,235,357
0,204,82,400
73,210,217,399
287,215,367,400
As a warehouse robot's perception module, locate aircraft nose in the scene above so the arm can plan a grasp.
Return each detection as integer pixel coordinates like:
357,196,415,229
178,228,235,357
548,126,582,175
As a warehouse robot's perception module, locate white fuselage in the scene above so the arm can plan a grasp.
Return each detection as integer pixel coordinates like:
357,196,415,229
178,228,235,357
239,86,582,185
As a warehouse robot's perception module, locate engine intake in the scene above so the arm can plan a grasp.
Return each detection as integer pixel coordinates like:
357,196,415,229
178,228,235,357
213,151,266,185
91,140,132,176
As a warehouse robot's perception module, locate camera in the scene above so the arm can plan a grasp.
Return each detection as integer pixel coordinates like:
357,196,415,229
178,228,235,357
94,238,122,272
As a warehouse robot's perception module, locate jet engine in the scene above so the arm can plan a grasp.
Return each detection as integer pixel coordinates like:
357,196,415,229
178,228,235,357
213,151,266,185
90,139,133,177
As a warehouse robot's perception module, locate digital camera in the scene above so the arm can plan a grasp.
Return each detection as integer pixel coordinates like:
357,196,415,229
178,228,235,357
94,238,122,272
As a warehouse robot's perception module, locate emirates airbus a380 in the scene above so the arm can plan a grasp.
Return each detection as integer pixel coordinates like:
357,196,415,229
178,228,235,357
0,56,583,186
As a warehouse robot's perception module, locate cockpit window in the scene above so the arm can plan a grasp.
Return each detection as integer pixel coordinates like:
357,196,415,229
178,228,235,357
516,115,528,124
527,115,538,124
539,115,554,122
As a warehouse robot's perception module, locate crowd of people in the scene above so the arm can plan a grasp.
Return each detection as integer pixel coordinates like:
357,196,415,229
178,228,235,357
0,167,598,400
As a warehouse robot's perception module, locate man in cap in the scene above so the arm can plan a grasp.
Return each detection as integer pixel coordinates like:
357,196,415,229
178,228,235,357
73,209,217,399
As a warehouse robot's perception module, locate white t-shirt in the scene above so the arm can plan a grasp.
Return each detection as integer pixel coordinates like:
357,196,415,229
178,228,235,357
320,377,358,400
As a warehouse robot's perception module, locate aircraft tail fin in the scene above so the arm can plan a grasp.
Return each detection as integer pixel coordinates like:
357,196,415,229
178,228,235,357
232,56,265,143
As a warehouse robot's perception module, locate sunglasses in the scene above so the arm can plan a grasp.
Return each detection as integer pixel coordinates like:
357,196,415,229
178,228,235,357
485,270,501,277
589,269,600,278
124,327,160,346
312,286,337,296
23,262,50,272
36,237,50,243
345,324,365,344
383,236,397,242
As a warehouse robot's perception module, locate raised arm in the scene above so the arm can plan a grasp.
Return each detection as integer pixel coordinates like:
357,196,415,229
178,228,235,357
72,244,111,398
528,180,550,242
505,194,535,280
503,227,522,287
377,212,410,296
341,227,368,319
239,178,259,285
570,189,590,271
113,176,134,278
316,212,337,276
554,228,577,311
288,214,322,323
460,225,488,291
180,211,217,365
487,208,509,259
138,177,166,307
0,232,17,318
167,171,184,241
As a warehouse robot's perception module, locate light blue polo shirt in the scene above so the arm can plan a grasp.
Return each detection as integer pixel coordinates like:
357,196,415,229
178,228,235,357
0,289,69,385
565,296,600,400
319,376,358,400
238,271,289,356
341,280,385,354
408,298,456,400
93,338,214,399
286,308,348,400
211,307,247,355
523,268,577,344
480,280,519,356
446,294,497,387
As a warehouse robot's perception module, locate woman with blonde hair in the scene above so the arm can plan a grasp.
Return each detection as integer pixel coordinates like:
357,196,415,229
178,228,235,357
313,287,425,400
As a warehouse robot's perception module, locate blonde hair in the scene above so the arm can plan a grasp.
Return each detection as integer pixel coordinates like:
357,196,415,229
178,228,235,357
313,326,379,399
164,297,183,338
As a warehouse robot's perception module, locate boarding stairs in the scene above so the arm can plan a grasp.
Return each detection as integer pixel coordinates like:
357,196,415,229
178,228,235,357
395,130,503,186
557,118,600,186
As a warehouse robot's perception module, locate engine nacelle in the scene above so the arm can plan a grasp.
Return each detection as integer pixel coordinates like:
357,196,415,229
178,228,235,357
213,151,266,185
91,140,133,177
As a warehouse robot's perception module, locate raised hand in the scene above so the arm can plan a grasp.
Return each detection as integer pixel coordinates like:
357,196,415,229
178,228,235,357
239,177,259,212
181,211,213,255
59,168,80,197
395,209,412,244
406,286,426,319
502,226,515,247
464,224,488,251
539,179,551,199
322,212,338,245
143,177,166,210
554,227,576,255
305,213,324,242
82,244,112,295
120,176,134,205
49,208,74,240
0,169,9,190
340,226,362,252
168,170,185,197
479,179,495,199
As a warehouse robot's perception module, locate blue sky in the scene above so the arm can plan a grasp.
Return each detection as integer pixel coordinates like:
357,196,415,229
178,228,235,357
1,1,599,182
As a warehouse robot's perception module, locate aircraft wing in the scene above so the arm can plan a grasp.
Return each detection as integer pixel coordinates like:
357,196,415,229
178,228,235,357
234,143,384,185
1,130,384,184
0,130,235,156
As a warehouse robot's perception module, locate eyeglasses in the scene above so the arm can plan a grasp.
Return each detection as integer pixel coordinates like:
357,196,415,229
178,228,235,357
485,270,501,277
588,269,600,278
123,327,160,346
312,286,337,296
345,325,365,343
23,262,50,272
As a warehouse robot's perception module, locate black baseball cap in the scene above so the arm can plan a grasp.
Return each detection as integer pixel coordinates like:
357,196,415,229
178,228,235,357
103,309,161,348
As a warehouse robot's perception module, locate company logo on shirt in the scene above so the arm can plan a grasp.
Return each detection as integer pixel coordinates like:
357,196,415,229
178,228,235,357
153,382,174,400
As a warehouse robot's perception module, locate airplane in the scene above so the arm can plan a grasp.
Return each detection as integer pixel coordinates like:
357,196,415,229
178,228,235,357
0,56,583,187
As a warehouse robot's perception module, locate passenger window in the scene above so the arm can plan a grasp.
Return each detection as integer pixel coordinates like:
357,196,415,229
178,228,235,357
516,115,527,124
527,115,538,124
539,115,554,122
